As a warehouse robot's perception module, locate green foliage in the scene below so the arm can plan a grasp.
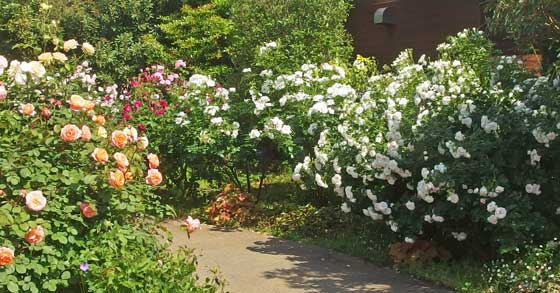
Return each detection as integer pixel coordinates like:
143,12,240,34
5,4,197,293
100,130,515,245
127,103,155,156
483,0,560,66
160,4,234,77
79,224,219,292
0,48,210,291
485,239,560,292
229,0,354,73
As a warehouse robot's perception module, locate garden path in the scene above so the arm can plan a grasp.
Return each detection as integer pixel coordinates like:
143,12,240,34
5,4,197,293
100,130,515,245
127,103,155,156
164,221,453,293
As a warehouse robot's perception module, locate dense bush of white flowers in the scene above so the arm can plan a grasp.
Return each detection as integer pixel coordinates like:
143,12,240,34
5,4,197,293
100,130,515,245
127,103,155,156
242,29,560,251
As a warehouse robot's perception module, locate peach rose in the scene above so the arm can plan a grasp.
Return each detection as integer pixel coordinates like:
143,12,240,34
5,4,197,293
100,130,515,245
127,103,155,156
111,130,128,148
97,126,107,138
84,100,95,112
63,39,79,52
25,226,45,244
109,170,125,188
25,190,47,212
81,125,92,141
124,171,134,181
0,247,14,266
60,124,82,142
92,115,106,125
19,103,36,116
91,148,109,164
147,154,159,169
68,94,86,111
80,202,97,218
145,169,163,186
113,152,129,171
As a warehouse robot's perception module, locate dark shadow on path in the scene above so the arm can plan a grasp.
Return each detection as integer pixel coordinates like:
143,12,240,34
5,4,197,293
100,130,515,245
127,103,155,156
247,238,453,293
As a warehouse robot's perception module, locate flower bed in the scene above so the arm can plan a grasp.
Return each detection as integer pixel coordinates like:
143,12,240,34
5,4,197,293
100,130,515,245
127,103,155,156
0,42,209,292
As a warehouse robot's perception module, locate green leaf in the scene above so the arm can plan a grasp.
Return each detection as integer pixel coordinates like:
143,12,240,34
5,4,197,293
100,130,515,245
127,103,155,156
61,271,71,280
7,282,18,293
15,264,27,274
19,168,32,178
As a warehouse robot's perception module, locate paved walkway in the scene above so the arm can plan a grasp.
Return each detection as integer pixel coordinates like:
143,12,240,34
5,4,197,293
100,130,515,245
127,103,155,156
164,221,453,293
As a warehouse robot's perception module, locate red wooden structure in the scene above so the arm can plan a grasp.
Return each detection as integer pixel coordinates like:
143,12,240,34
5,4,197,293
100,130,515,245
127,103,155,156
347,0,481,65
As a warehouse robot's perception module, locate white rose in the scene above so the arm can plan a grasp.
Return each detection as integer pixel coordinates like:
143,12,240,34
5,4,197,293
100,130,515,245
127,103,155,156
63,39,79,52
82,42,95,55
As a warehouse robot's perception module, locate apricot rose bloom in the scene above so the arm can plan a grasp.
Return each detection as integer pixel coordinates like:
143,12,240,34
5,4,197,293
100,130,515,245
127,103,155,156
60,124,82,142
147,153,159,169
109,170,125,188
0,247,15,266
111,130,128,148
25,226,45,244
81,125,92,141
91,148,109,164
25,190,47,212
68,94,86,111
92,115,106,125
19,103,36,116
84,100,95,112
145,169,163,186
113,152,129,171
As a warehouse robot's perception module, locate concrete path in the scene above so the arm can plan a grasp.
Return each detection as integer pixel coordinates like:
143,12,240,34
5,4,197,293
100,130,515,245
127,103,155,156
164,221,453,293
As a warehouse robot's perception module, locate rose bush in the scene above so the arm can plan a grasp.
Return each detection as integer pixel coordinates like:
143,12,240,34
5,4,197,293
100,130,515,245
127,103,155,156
240,30,560,254
0,44,208,292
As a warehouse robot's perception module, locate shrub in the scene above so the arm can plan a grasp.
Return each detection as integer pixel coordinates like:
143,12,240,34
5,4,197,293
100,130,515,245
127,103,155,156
80,224,218,292
160,3,234,78
485,239,560,292
228,0,354,74
0,44,206,291
239,29,560,255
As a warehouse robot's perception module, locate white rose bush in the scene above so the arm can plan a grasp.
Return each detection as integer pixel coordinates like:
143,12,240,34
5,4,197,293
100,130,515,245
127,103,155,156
240,30,560,254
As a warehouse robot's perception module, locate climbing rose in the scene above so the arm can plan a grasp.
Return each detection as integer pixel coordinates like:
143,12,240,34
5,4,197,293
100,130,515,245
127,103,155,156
25,226,45,244
147,153,159,169
60,124,82,142
80,202,97,218
0,247,14,266
108,170,125,188
25,191,47,212
182,216,201,233
111,130,128,148
145,169,163,186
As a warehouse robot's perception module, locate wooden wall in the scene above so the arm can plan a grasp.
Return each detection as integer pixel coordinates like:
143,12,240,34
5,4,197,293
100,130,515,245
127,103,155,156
347,0,481,65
